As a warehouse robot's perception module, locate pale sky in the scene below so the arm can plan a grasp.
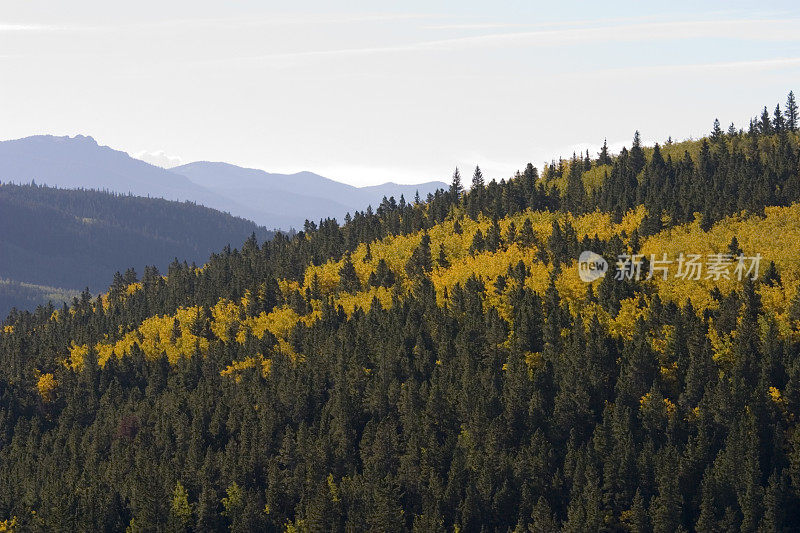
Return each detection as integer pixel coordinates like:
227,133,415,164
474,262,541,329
1,1,799,186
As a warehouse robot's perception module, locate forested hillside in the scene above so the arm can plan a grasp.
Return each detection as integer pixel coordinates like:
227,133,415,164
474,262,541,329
1,94,800,531
0,280,78,320
0,184,273,316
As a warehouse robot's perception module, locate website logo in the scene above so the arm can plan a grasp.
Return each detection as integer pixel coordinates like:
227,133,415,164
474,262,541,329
578,251,608,282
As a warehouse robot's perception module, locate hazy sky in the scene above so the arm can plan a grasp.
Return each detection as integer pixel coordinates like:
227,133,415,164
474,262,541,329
2,1,800,186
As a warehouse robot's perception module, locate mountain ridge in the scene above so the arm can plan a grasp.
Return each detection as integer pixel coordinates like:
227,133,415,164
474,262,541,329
0,182,274,316
0,135,447,229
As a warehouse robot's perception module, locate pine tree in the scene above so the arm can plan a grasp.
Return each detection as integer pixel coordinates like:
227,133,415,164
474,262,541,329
630,131,646,175
651,448,683,533
450,167,463,200
786,90,798,132
470,229,485,255
529,497,559,532
626,488,651,533
517,218,535,248
761,260,781,286
436,244,449,269
195,481,219,532
727,236,743,257
485,217,503,252
598,138,612,165
760,106,773,135
711,118,723,142
563,155,587,213
339,252,361,292
759,469,787,531
406,233,433,278
471,166,484,189
695,468,717,532
773,104,786,133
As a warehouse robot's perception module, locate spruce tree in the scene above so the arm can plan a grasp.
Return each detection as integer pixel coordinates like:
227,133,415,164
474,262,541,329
450,167,463,201
563,155,587,213
471,165,484,189
630,131,646,175
773,104,786,133
598,138,612,165
711,118,723,142
786,90,798,132
760,106,773,134
339,252,361,292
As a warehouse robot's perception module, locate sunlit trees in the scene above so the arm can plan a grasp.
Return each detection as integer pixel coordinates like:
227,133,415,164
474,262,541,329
2,93,800,531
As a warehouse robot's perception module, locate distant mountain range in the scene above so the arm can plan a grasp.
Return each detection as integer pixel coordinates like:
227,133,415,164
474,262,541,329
0,135,447,229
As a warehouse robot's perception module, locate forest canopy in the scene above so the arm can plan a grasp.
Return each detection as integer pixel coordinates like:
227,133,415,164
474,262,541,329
1,93,800,531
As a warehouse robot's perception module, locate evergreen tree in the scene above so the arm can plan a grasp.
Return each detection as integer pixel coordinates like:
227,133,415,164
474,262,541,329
773,104,786,133
339,252,361,292
470,229,486,255
563,155,587,213
630,131,646,175
406,233,433,278
471,166,484,189
436,244,449,269
450,167,463,201
598,138,612,165
711,118,723,142
786,90,798,132
760,106,774,134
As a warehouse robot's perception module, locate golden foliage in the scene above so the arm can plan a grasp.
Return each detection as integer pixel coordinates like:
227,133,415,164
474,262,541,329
0,517,17,532
88,306,209,367
663,397,677,417
53,194,800,390
651,324,675,354
610,298,649,340
768,386,784,405
36,372,57,402
136,307,209,363
639,392,676,418
125,282,142,296
221,357,257,382
641,203,800,324
68,342,89,370
524,352,543,375
707,324,735,371
336,286,394,316
211,300,240,342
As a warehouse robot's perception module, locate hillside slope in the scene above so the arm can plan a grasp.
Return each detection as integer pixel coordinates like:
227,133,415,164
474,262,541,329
0,183,272,316
1,98,800,531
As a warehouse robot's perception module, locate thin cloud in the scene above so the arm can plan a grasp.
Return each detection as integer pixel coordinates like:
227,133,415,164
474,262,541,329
422,23,534,30
0,13,436,35
649,57,800,72
132,150,183,169
0,24,62,32
84,13,435,32
575,56,800,79
207,17,800,68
